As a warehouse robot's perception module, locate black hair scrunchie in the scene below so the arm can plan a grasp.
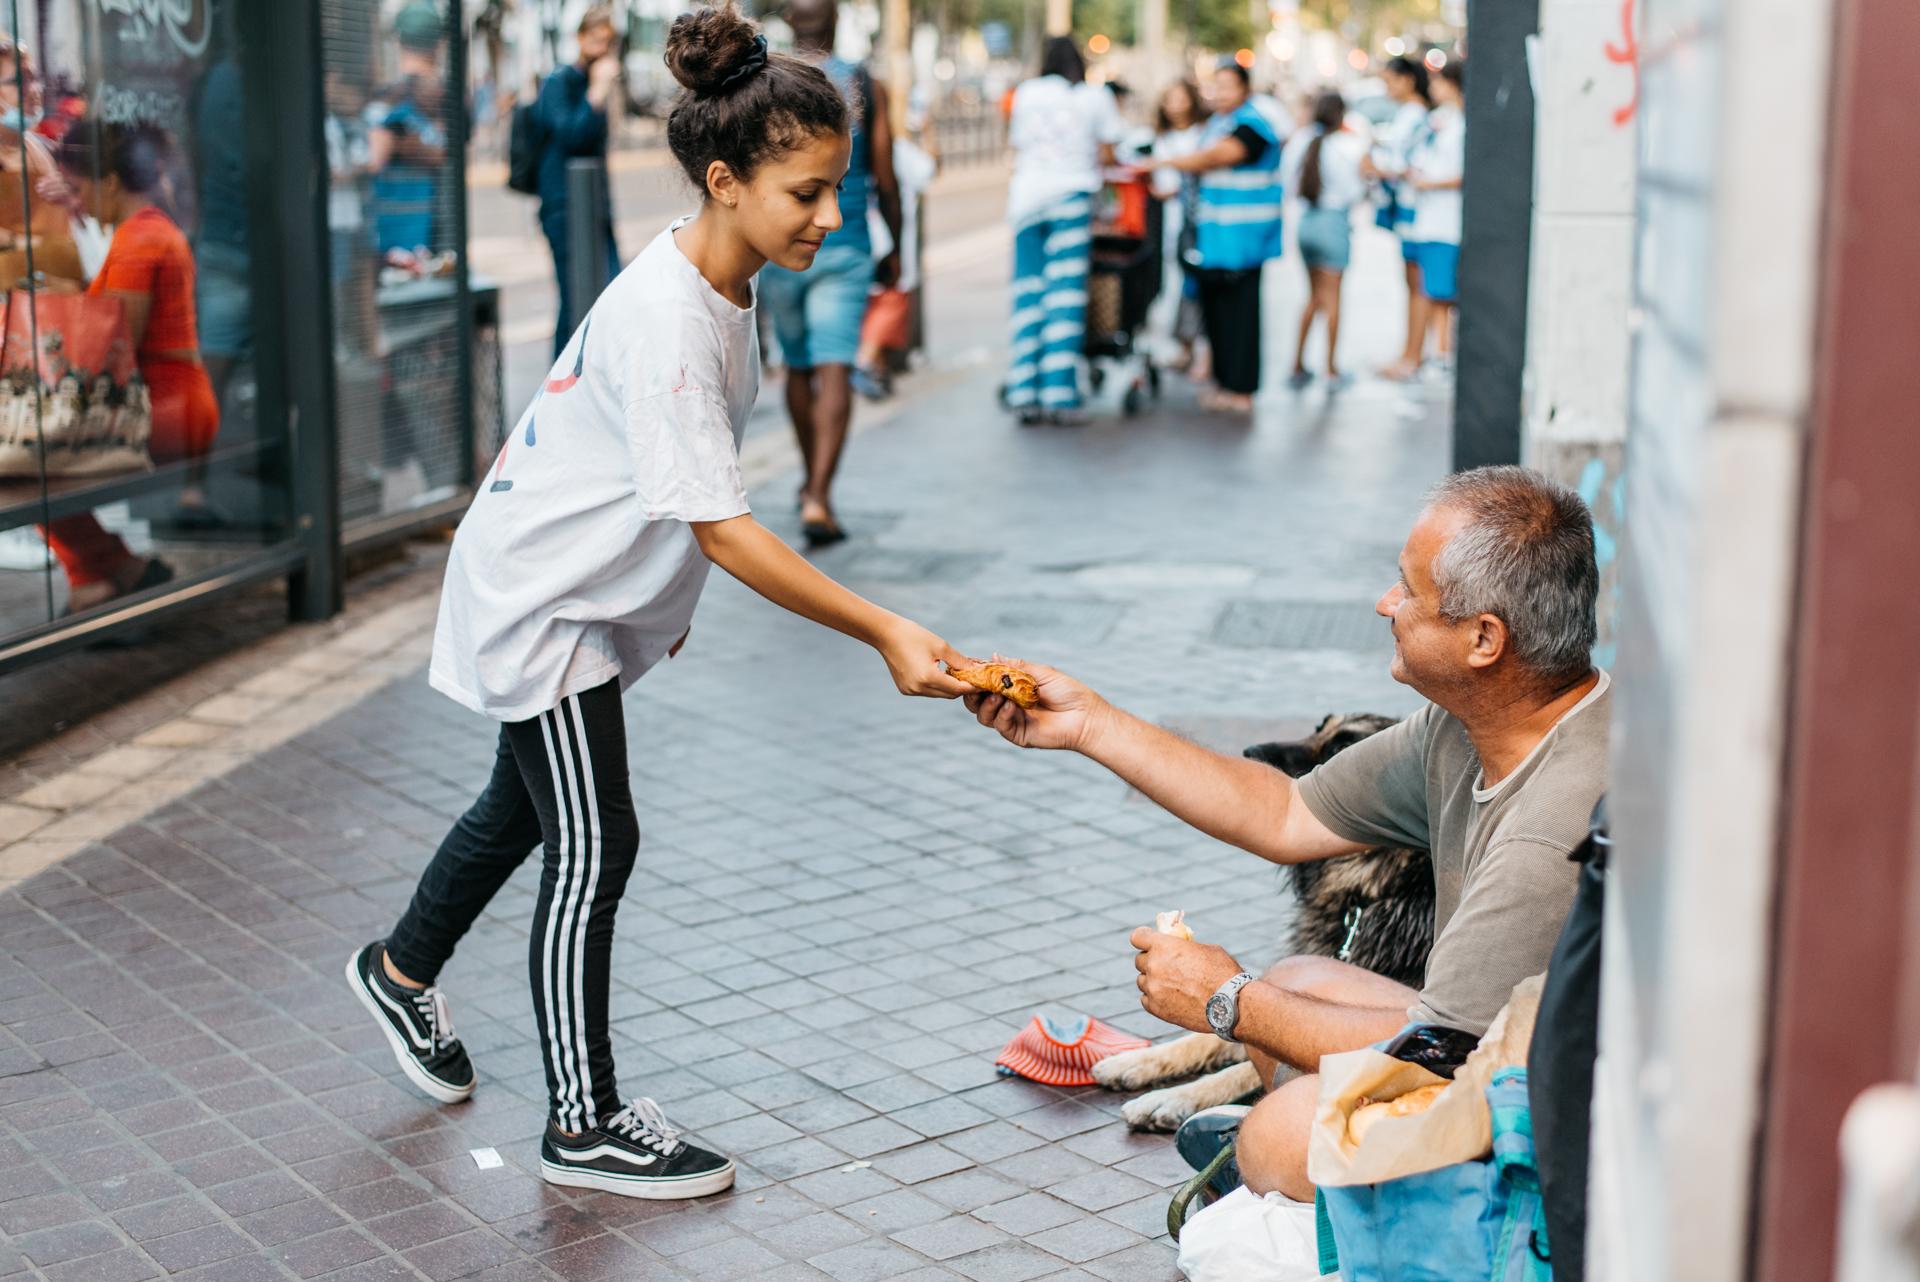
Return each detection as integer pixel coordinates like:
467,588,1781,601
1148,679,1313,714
716,34,768,91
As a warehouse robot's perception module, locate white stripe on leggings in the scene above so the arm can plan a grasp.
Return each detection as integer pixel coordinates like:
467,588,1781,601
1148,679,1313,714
561,697,606,1129
536,711,582,1127
547,697,601,1131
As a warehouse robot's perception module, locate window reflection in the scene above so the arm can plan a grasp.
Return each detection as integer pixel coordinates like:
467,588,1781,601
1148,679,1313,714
37,120,217,610
367,3,451,266
0,0,291,640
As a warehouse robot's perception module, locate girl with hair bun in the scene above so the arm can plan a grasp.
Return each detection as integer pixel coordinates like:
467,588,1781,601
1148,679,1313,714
346,3,972,1203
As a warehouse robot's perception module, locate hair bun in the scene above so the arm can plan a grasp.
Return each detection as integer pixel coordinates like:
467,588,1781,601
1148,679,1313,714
665,5,763,97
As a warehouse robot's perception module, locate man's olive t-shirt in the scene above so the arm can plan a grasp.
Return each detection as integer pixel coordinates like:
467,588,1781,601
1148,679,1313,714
1294,673,1611,1033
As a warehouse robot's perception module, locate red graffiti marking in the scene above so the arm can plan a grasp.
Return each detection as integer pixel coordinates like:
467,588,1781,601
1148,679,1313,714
1603,0,1639,127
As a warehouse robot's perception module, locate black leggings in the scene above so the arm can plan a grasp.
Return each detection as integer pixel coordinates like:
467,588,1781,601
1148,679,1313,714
386,679,637,1132
1196,266,1264,395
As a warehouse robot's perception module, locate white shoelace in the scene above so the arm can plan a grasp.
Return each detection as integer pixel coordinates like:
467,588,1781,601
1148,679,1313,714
608,1098,683,1156
410,986,455,1050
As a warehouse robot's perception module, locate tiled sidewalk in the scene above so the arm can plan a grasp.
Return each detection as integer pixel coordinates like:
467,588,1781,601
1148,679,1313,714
1,230,1448,1281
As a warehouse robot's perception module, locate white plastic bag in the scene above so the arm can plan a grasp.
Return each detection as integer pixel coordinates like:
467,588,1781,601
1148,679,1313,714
1176,1185,1327,1282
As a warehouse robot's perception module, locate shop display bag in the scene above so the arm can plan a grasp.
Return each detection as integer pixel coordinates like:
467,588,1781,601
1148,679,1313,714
0,291,150,478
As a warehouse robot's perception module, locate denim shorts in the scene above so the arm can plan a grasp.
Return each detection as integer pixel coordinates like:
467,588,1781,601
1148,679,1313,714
759,241,875,368
1296,207,1352,273
1412,241,1461,302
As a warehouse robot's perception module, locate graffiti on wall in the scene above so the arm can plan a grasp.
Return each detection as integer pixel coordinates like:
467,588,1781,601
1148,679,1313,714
1604,0,1639,126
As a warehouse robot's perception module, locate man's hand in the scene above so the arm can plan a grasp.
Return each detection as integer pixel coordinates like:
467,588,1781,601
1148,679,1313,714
1129,927,1244,1034
962,657,1106,752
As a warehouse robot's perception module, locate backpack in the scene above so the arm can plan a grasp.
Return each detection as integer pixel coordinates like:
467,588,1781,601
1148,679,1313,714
507,97,543,195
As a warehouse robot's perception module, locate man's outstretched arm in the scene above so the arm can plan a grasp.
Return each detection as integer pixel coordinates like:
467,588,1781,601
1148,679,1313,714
964,660,1369,866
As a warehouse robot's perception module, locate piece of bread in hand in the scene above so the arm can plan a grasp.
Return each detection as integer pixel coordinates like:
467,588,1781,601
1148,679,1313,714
949,660,1040,709
1155,910,1194,941
1347,1082,1447,1146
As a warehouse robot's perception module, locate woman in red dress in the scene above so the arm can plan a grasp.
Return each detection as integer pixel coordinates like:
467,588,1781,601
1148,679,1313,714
40,120,219,612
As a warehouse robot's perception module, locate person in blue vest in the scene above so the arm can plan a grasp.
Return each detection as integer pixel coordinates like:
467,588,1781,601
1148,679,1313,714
1157,60,1285,414
535,6,623,358
758,0,902,548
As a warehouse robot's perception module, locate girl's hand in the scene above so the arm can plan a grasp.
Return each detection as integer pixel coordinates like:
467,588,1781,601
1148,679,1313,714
963,654,1106,752
878,620,974,698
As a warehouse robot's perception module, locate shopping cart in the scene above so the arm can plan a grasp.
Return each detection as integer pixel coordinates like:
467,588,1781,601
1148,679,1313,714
1084,170,1163,416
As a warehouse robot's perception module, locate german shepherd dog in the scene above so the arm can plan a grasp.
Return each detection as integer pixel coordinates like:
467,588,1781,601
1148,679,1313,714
1092,714,1437,1130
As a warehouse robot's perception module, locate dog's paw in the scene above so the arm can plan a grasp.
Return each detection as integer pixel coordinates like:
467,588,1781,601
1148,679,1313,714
1121,1083,1205,1132
1093,1045,1171,1092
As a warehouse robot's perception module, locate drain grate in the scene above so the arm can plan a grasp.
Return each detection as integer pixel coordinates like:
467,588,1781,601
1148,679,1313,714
1212,599,1390,651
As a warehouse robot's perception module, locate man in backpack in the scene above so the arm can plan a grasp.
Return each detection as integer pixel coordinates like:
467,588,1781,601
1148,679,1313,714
758,0,902,548
535,6,621,357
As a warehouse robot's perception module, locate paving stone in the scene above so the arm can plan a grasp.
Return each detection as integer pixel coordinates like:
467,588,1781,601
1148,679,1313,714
945,1241,1063,1282
142,1221,254,1272
808,1236,933,1282
1024,1217,1145,1264
1077,1240,1180,1281
889,1215,1010,1261
539,1231,683,1280
751,1208,872,1257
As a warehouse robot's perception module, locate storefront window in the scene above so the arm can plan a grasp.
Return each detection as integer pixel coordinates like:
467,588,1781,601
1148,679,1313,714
0,0,293,633
323,0,486,531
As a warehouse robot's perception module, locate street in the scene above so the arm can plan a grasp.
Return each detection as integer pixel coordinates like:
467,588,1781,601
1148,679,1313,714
0,196,1453,1281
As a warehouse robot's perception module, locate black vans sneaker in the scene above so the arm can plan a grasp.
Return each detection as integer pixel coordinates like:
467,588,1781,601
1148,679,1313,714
539,1098,735,1199
345,942,475,1104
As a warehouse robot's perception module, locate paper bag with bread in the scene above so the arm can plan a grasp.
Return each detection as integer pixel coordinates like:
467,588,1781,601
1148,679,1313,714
1307,974,1543,1188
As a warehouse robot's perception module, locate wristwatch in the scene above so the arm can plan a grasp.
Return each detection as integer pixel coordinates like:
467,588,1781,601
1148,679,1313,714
1207,971,1257,1043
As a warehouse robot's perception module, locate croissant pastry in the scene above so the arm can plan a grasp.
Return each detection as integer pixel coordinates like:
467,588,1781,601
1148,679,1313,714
1155,910,1194,940
949,660,1041,709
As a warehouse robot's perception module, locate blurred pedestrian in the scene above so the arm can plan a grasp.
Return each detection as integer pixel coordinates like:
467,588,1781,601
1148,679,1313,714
758,0,901,547
1157,60,1285,413
0,38,81,278
1150,80,1209,374
39,122,218,610
1003,36,1121,425
346,4,971,1204
534,6,622,357
1408,61,1465,374
1364,55,1433,381
853,123,937,400
1281,90,1364,388
366,3,451,257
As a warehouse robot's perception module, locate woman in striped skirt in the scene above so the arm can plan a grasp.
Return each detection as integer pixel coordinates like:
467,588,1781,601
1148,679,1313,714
1003,36,1122,425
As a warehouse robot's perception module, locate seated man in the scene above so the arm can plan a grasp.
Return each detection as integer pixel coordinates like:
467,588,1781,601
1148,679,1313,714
963,465,1609,1201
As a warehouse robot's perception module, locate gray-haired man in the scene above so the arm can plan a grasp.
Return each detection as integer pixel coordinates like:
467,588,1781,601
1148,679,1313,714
963,465,1609,1201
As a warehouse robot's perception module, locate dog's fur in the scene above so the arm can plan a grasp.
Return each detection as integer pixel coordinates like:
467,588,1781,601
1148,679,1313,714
1094,714,1438,1130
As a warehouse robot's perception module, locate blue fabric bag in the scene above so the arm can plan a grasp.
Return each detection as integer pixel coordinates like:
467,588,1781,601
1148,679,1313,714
1320,1069,1551,1282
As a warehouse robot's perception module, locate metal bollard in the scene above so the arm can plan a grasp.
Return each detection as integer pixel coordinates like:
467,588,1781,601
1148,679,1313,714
566,158,610,332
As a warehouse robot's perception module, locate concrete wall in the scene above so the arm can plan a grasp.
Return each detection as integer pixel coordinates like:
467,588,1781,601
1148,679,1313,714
1586,0,1834,1275
1519,0,1637,665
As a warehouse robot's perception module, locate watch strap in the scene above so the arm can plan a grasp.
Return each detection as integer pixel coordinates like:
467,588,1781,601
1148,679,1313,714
1210,971,1257,1043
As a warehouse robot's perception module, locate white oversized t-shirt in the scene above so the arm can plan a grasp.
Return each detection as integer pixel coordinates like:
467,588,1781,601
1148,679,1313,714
430,220,756,721
1006,76,1124,226
1409,104,1465,245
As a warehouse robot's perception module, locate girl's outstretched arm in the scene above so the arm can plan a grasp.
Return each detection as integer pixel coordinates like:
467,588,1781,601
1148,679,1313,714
691,515,974,698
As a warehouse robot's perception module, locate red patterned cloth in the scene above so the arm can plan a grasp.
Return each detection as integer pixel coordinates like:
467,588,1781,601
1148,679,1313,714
994,1011,1149,1087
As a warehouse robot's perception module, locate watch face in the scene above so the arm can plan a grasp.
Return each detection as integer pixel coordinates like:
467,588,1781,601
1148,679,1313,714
1206,993,1231,1033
